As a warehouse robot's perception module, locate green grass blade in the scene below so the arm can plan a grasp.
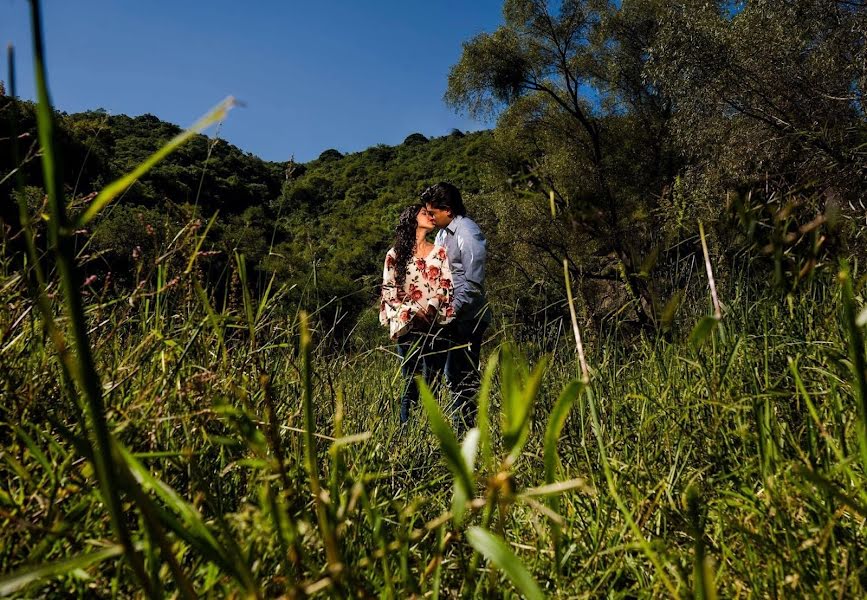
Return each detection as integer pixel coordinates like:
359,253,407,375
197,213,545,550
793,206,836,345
795,464,867,517
461,427,480,475
184,211,219,274
500,345,517,428
690,316,718,350
476,349,499,473
685,485,716,600
660,289,684,330
466,527,545,600
12,425,54,482
586,385,680,597
27,1,153,592
236,252,256,341
0,544,124,596
505,355,548,464
418,377,474,498
543,380,584,485
119,446,246,580
839,261,867,473
300,311,342,575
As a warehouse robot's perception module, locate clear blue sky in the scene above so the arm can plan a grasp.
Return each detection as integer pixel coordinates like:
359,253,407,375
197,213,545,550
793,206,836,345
2,1,502,162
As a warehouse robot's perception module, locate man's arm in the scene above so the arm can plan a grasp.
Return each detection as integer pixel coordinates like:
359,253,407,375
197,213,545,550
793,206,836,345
451,222,486,318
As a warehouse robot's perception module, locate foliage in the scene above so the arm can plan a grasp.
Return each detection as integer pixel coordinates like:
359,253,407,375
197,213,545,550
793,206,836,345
445,0,867,331
446,0,677,325
648,0,867,198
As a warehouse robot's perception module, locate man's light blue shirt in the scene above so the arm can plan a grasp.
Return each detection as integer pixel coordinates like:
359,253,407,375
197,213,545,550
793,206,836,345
435,215,491,324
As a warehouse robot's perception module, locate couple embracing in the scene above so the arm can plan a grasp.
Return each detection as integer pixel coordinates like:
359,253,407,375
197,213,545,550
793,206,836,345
379,182,491,434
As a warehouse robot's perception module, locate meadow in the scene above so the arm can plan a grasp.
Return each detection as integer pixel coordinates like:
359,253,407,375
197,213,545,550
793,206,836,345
3,210,867,598
3,1,867,597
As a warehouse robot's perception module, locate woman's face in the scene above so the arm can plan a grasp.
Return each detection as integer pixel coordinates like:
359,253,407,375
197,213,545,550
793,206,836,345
416,207,436,231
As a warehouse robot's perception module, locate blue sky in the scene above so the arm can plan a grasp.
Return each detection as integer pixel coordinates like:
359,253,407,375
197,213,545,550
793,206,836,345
2,1,502,162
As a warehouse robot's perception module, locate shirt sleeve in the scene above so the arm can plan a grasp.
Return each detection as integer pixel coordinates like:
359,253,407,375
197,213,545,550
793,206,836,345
451,223,486,318
380,252,399,313
436,253,454,323
427,247,454,323
380,250,414,336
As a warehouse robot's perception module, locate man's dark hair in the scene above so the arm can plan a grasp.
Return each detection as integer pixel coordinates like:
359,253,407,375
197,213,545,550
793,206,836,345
421,182,466,217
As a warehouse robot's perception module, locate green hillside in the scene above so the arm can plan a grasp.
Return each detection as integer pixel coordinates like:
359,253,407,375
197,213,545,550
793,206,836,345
1,101,490,330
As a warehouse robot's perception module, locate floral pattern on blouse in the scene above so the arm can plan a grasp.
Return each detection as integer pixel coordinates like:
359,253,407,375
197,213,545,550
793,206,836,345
380,245,454,340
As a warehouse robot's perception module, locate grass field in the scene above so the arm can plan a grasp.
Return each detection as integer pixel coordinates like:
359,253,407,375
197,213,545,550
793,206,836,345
2,221,867,597
2,2,866,596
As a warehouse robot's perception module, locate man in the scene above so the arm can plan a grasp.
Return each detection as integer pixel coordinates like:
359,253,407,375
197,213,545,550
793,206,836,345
422,182,492,432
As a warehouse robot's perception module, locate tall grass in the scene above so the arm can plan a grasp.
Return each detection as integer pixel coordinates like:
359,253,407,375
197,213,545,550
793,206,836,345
2,2,867,597
3,218,866,596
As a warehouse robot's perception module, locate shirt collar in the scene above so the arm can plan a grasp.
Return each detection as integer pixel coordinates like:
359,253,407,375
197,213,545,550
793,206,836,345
444,215,462,235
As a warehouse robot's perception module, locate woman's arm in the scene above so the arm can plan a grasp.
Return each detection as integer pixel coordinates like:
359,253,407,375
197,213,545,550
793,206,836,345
431,251,454,323
380,251,417,333
381,252,400,307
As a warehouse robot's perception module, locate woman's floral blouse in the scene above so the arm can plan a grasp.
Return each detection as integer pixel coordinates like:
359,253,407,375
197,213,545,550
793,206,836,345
380,245,454,340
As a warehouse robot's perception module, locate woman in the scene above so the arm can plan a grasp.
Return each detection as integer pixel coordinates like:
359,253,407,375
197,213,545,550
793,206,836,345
380,204,454,424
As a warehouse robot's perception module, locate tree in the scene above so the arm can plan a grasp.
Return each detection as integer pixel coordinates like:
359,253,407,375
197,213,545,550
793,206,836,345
648,0,867,200
318,148,344,161
446,0,675,324
403,132,429,145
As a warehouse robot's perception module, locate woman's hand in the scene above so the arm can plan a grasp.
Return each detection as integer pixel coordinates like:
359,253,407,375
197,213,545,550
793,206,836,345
411,305,437,330
411,311,431,330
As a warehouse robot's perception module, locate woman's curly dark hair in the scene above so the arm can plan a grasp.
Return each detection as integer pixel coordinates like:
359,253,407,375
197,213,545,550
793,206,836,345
394,204,424,289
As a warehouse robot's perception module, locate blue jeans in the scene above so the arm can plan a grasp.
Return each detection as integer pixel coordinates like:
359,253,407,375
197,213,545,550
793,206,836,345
396,331,444,424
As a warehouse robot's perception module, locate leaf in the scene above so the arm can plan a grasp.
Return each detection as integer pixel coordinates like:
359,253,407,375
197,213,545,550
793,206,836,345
418,377,474,501
0,544,124,596
519,478,595,498
503,352,548,464
660,289,685,330
690,316,718,349
543,380,584,484
500,346,517,428
12,426,54,482
119,447,240,577
476,350,500,474
795,464,867,517
452,428,481,525
452,479,470,526
719,336,744,388
461,427,480,475
639,245,660,278
840,261,867,475
466,527,545,600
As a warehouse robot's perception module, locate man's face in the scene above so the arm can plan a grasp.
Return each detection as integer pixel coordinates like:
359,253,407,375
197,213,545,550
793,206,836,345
426,204,452,228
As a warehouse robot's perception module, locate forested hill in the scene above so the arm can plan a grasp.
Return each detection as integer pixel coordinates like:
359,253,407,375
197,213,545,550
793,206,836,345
1,101,490,325
2,107,284,212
